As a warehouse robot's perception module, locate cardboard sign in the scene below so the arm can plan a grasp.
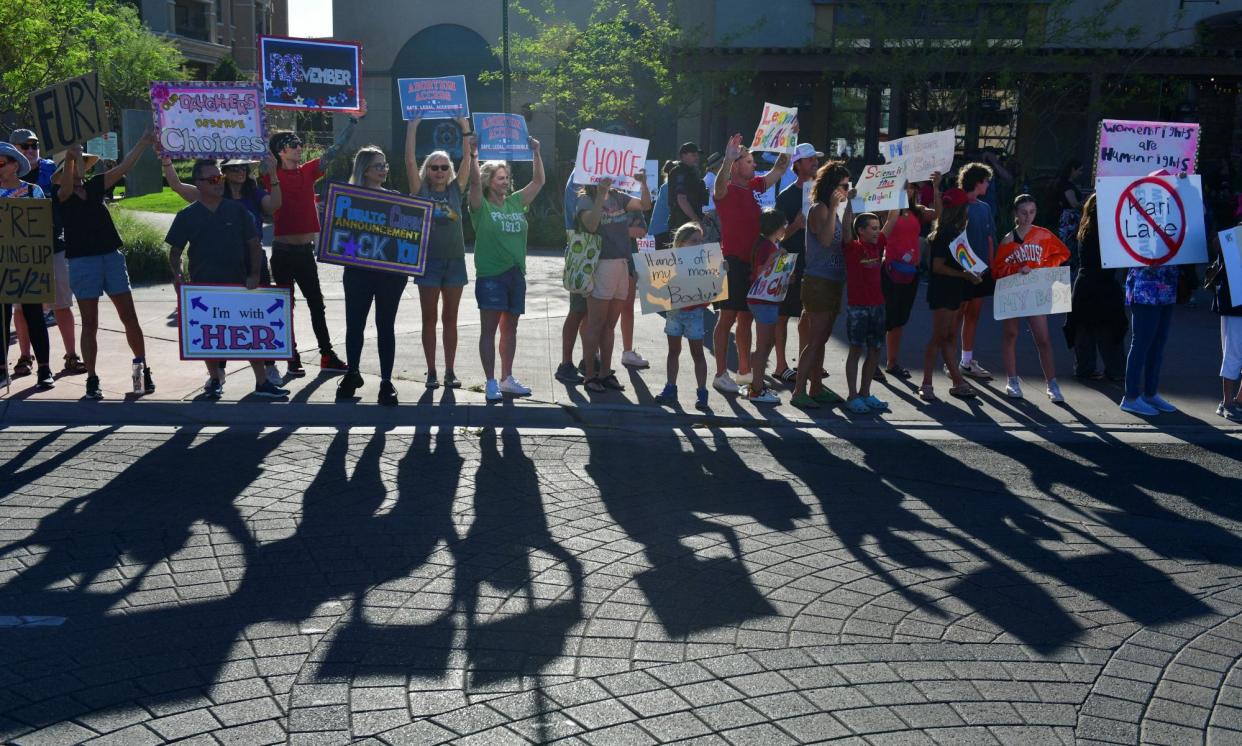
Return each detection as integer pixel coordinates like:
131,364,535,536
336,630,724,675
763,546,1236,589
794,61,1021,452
1095,175,1207,268
318,182,433,277
150,82,267,158
399,76,469,120
993,266,1072,320
881,129,955,183
747,252,796,303
950,228,987,274
178,284,294,360
635,242,727,313
86,132,119,160
850,161,909,212
259,35,362,112
750,102,797,154
1220,227,1242,307
472,113,531,161
573,131,649,194
1095,119,1199,178
28,72,106,155
0,199,54,304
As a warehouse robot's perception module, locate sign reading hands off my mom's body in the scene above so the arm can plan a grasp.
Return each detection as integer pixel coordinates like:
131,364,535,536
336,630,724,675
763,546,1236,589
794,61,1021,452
573,131,649,194
318,183,434,277
0,199,54,305
634,242,727,314
1095,119,1199,178
178,284,294,361
259,36,362,112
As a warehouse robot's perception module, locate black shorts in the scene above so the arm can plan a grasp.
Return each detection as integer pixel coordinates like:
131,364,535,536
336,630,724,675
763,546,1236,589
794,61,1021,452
714,257,752,312
882,271,918,330
966,269,995,299
779,262,804,318
927,275,968,312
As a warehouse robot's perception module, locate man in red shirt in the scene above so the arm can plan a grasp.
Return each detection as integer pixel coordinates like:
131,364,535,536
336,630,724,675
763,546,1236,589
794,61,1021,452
261,102,366,376
710,133,790,394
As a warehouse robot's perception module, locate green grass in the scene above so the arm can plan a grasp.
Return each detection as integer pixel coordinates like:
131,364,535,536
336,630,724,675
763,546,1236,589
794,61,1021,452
109,207,183,284
116,186,189,214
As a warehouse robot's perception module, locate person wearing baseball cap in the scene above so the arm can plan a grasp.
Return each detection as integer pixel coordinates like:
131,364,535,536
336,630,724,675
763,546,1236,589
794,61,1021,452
10,130,56,192
668,141,708,234
772,142,823,383
919,187,982,401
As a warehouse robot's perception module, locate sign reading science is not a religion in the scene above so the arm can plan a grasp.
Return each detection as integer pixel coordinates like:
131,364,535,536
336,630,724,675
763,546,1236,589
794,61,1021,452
151,82,267,158
318,183,434,277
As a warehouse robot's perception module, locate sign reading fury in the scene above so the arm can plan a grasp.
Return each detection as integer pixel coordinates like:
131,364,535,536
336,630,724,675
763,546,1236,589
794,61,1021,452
29,73,106,155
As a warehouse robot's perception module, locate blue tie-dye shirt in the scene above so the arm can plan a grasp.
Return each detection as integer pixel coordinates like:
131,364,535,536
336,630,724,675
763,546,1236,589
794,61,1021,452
1125,265,1179,306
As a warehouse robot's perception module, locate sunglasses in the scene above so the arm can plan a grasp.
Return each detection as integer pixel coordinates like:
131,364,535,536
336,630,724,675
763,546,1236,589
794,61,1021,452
428,164,449,172
0,157,15,167
285,141,303,149
18,142,38,151
196,174,224,184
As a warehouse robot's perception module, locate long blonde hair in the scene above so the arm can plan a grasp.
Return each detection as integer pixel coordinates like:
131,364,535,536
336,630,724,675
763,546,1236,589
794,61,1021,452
349,145,386,186
479,160,510,200
419,150,456,186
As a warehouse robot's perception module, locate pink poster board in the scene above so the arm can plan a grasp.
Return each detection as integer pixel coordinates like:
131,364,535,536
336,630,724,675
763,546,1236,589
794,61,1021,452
1095,119,1199,178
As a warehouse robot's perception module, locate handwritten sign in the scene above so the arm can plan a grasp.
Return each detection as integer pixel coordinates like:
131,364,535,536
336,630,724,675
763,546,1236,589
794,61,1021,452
747,252,796,303
178,284,294,360
1095,119,1199,178
635,242,727,313
28,73,106,155
573,130,649,194
472,113,531,161
881,129,955,183
750,102,797,154
993,266,1071,320
86,132,119,160
150,82,267,158
1095,174,1207,269
398,75,469,120
850,161,909,212
1220,227,1242,307
318,182,433,277
259,36,362,112
950,228,987,274
0,199,54,304
637,236,657,252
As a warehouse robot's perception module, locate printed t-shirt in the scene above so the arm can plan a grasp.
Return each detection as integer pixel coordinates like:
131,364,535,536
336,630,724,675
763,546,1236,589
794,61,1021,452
884,211,922,284
748,237,782,305
419,182,466,261
575,190,632,260
56,175,123,259
844,234,886,307
470,192,528,277
165,200,256,284
0,183,44,199
992,225,1070,279
262,158,325,236
715,175,767,260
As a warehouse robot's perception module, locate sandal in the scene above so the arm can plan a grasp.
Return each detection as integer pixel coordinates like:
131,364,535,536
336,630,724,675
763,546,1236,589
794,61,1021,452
585,377,606,393
885,366,912,380
949,385,978,399
13,356,32,377
601,373,625,391
919,385,938,402
776,367,797,384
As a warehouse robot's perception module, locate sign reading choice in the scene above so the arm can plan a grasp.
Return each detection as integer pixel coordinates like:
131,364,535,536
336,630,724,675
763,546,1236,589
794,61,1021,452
634,242,727,314
1095,119,1199,178
573,130,649,194
0,198,55,305
399,76,469,120
993,267,1072,321
472,113,531,161
150,82,267,158
1095,174,1207,268
259,35,362,112
318,183,434,277
178,284,294,361
28,72,106,155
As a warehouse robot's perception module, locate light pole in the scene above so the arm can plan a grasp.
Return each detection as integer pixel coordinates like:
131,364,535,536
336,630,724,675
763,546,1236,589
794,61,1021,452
502,0,512,114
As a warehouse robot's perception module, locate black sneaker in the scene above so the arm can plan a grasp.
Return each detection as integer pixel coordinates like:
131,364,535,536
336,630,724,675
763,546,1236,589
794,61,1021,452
142,366,155,394
320,352,349,372
336,371,363,401
378,380,398,406
253,381,289,398
35,367,55,390
286,356,306,378
555,361,583,384
85,375,103,399
203,377,223,400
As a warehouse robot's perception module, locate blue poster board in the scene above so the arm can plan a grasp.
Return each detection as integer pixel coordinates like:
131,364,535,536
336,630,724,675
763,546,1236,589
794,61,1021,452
259,35,362,112
318,183,434,277
397,76,470,120
472,113,532,162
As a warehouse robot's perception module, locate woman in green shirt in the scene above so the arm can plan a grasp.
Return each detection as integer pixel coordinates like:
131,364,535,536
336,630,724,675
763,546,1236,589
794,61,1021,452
468,138,545,401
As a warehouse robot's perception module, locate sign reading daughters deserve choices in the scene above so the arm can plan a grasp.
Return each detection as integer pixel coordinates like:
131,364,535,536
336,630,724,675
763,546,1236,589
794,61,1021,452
150,82,267,158
573,130,649,194
318,183,434,277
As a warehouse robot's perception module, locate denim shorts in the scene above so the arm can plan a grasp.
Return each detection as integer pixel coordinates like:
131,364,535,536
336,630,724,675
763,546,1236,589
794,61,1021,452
664,307,705,341
414,255,469,288
69,250,132,300
475,266,525,314
846,304,886,349
747,301,780,326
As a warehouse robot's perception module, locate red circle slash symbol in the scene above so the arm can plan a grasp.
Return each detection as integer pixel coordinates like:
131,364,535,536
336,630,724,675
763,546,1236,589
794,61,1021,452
1114,176,1185,266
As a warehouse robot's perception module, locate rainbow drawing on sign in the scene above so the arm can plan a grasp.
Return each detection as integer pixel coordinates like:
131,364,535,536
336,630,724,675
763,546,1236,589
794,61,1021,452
951,228,987,274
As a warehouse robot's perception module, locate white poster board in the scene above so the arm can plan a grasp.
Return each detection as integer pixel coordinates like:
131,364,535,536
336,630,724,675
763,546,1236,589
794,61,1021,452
573,130,650,194
950,228,987,274
634,242,727,313
178,284,295,360
1095,119,1199,178
850,161,909,213
750,102,798,155
1220,227,1242,307
993,266,1072,320
1095,175,1207,269
881,129,955,183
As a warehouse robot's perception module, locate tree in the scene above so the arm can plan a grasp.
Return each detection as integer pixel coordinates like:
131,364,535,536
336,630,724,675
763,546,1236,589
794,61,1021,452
0,0,183,129
209,56,243,83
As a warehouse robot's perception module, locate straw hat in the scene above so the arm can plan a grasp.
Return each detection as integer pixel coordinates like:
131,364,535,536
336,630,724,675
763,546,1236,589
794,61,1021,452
51,150,101,185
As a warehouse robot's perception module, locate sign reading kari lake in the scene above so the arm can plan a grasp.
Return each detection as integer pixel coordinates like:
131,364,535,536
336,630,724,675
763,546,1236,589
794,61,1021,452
317,183,434,277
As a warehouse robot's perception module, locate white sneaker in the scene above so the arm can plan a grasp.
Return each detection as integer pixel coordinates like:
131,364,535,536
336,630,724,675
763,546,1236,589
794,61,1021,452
713,372,739,394
1047,380,1065,403
485,378,503,401
960,360,993,380
500,375,531,396
265,364,283,387
735,371,753,385
621,350,649,369
1005,378,1023,399
748,388,781,405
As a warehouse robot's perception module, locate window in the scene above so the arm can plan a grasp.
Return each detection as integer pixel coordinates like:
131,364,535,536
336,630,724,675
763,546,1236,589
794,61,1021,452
828,86,890,159
830,2,1028,46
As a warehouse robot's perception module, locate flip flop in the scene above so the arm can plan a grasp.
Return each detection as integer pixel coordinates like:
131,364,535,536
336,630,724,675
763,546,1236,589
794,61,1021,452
919,385,938,402
949,385,978,399
776,367,797,383
885,366,912,380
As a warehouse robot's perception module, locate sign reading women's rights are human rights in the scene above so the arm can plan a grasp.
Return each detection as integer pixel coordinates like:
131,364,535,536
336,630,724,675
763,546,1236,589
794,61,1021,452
318,183,434,277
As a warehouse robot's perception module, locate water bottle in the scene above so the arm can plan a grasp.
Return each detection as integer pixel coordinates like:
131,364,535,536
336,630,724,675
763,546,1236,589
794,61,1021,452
132,362,143,394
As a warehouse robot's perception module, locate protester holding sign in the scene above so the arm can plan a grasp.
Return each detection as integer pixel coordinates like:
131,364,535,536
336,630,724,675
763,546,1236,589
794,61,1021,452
993,195,1071,402
956,162,997,381
1211,227,1242,421
880,174,938,382
772,142,822,384
919,188,982,402
261,100,365,376
0,144,54,390
468,137,545,401
54,134,156,399
1064,195,1128,383
406,115,475,391
652,222,712,411
744,209,791,405
842,210,901,414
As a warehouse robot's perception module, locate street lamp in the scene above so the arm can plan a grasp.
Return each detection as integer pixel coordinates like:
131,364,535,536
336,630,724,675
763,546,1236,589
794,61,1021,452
502,0,512,114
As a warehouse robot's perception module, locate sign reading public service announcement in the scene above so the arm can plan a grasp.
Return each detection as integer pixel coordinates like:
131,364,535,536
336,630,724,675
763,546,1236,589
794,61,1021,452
881,129,955,183
398,76,469,120
1095,119,1199,178
573,130,649,194
150,82,266,159
28,72,106,155
178,284,294,361
1095,174,1207,269
993,266,1072,321
472,113,531,161
634,242,727,314
259,36,362,112
0,198,55,305
318,183,433,277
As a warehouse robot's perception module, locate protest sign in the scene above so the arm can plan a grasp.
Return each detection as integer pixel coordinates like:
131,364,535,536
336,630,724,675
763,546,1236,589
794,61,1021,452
646,159,659,195
850,161,909,212
86,132,119,160
880,129,955,183
750,102,797,154
573,131,649,194
150,82,266,158
636,236,657,252
259,35,362,112
28,72,106,155
634,242,727,313
178,284,294,360
747,252,796,303
318,182,434,277
1095,174,1207,268
993,266,1072,320
1095,119,1199,178
0,199,54,304
471,113,531,161
398,76,469,119
803,180,814,218
1220,227,1242,307
950,228,987,274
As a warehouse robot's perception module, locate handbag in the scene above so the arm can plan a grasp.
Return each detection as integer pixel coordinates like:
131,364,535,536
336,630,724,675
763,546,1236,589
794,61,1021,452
562,228,602,296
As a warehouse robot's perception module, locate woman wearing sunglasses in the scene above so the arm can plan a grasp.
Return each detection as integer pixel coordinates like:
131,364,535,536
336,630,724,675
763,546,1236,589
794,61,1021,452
405,116,474,390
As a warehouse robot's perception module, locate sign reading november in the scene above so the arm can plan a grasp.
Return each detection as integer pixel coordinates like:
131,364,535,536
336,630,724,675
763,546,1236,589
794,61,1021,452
634,242,727,314
178,284,294,360
398,76,469,119
151,82,266,158
259,35,362,112
0,198,55,304
318,183,434,277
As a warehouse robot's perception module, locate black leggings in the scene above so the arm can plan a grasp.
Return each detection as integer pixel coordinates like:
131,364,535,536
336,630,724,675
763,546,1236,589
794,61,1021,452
271,242,333,356
2,303,50,370
343,267,407,381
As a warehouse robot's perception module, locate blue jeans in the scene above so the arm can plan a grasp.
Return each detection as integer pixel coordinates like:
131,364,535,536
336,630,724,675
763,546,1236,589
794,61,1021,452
1125,304,1173,400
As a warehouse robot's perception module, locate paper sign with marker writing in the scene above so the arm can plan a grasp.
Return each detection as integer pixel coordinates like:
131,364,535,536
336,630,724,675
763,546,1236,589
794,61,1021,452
950,228,987,274
1095,175,1207,269
635,242,727,313
881,129,955,183
1095,119,1198,178
750,103,798,154
850,161,909,212
993,266,1072,320
0,198,54,304
318,182,434,277
573,131,649,194
399,76,469,120
1218,227,1242,307
178,284,294,360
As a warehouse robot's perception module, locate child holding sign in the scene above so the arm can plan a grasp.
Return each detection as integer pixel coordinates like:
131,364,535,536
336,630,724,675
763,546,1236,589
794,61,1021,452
743,209,790,405
653,223,711,411
843,210,899,414
920,188,982,402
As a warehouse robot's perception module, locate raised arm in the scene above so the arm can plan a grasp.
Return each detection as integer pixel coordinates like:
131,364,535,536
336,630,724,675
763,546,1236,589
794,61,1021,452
404,115,422,193
456,120,474,191
763,152,790,190
713,134,742,203
105,128,154,190
880,208,900,238
57,144,81,202
579,179,611,233
321,99,367,165
515,137,544,207
624,169,652,212
467,141,483,211
161,155,199,202
259,154,282,214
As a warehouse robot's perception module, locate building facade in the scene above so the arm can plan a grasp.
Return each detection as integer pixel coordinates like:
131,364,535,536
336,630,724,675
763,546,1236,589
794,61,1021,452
128,0,289,78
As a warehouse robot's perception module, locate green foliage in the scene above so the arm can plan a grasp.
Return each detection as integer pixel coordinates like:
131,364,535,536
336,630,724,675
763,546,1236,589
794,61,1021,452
209,56,244,83
116,187,191,214
0,0,184,127
110,207,181,284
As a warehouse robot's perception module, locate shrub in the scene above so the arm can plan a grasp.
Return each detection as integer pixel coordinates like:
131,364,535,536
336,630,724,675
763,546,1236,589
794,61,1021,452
109,207,182,284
